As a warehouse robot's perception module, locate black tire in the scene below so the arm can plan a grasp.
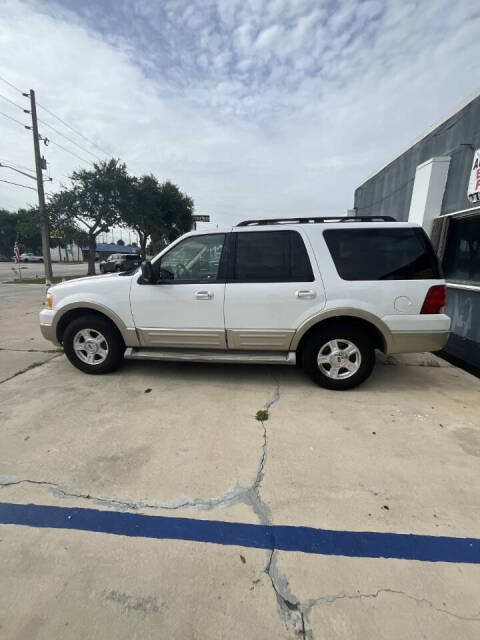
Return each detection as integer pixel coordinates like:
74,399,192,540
39,258,43,263
115,265,122,272
63,315,125,375
301,326,375,390
99,265,104,273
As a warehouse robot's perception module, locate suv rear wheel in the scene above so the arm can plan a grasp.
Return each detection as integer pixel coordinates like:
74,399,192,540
302,327,375,390
63,315,125,374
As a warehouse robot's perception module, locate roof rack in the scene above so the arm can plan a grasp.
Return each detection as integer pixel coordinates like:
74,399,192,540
236,216,396,226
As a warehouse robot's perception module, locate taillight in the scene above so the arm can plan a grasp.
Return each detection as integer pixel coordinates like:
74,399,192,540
420,285,446,314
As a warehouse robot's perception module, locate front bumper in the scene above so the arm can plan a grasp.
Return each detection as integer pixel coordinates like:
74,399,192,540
39,308,60,346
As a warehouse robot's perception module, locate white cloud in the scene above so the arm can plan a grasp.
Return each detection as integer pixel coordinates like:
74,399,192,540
255,24,285,49
0,0,479,228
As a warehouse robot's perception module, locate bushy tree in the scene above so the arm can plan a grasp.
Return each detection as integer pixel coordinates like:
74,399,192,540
48,159,130,274
0,209,18,258
121,177,193,258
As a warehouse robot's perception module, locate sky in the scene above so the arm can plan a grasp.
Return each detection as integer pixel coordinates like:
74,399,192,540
0,0,479,230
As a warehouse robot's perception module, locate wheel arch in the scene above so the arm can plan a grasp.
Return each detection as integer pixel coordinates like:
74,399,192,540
292,311,391,358
55,303,139,347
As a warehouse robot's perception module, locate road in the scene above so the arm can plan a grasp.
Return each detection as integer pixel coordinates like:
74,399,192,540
0,261,95,282
1,282,480,639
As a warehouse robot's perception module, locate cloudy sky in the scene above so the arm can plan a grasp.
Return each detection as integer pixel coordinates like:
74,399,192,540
0,0,478,227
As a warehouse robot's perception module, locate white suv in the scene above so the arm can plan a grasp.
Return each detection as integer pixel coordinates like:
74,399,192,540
39,217,450,390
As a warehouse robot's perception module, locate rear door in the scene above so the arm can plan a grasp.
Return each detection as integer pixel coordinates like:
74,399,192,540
224,229,326,350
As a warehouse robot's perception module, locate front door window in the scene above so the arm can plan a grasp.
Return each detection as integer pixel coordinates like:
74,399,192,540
158,234,226,282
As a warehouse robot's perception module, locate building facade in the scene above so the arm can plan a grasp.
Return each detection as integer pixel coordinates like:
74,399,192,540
354,92,480,371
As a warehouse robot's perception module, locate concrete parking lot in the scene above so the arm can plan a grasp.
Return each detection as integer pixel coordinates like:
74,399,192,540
1,282,480,639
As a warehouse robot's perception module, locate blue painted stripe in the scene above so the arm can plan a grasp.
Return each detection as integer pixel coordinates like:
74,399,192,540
1,502,480,563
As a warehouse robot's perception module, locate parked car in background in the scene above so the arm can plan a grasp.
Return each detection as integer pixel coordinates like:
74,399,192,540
99,253,141,273
20,253,43,262
40,217,450,390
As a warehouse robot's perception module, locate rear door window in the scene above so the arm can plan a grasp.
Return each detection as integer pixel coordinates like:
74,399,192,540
323,228,441,280
233,231,314,282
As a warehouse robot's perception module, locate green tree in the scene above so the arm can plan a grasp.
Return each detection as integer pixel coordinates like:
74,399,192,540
17,208,43,254
0,209,17,258
120,176,194,259
120,174,161,259
48,159,130,275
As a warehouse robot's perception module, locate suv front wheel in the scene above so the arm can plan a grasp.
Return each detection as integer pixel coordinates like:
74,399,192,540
302,327,375,390
63,315,125,374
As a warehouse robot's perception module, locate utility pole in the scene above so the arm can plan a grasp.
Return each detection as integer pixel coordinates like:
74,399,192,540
29,89,53,281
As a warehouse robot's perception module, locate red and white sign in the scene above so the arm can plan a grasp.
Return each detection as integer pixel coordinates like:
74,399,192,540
468,149,480,202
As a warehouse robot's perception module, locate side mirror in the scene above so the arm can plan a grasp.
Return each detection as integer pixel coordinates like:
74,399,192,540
140,260,153,283
158,267,174,281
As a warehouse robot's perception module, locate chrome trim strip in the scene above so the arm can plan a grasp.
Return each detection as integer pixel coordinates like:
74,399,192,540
446,282,480,293
125,348,296,365
138,328,227,349
226,329,294,350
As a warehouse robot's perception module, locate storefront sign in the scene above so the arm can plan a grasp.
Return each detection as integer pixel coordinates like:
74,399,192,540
468,149,480,202
192,215,210,222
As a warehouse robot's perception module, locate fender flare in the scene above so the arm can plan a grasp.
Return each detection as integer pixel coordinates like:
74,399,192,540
54,302,140,347
290,308,393,353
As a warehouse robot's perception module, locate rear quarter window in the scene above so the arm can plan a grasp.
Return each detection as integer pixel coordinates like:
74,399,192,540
323,228,441,281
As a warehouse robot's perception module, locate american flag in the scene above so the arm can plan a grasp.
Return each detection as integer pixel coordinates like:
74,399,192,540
13,240,20,264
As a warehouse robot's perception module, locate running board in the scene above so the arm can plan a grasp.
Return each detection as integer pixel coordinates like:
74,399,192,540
125,348,296,365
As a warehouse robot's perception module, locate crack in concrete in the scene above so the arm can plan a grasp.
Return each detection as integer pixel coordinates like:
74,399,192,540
0,353,62,385
0,476,256,513
256,373,310,639
265,549,309,639
0,347,61,353
1,374,306,636
302,588,480,623
0,374,280,519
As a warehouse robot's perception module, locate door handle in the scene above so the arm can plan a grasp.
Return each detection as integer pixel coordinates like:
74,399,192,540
296,290,316,299
195,290,213,300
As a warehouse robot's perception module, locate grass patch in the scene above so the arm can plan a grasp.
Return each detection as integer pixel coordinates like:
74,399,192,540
255,409,269,421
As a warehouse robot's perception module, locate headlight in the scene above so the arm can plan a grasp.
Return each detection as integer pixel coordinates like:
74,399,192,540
45,292,53,309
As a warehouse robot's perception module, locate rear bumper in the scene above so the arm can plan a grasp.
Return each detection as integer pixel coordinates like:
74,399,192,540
389,330,450,354
383,313,450,354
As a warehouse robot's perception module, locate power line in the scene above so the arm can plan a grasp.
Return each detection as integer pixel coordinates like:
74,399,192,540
0,109,30,129
37,117,103,161
0,92,28,112
0,158,36,173
0,177,36,191
47,137,94,166
0,162,36,181
0,73,24,96
37,102,111,156
0,74,111,158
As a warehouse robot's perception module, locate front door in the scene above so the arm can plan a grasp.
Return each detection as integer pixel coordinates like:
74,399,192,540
130,233,227,349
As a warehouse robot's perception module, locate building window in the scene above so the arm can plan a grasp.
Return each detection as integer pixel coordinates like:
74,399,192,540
443,217,480,285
